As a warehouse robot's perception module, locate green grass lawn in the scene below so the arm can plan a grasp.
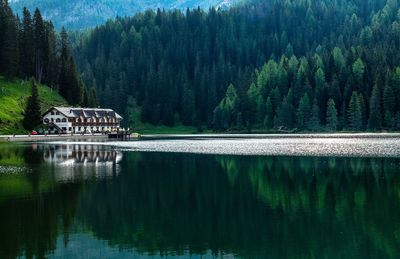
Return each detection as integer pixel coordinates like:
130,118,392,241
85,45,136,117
0,76,67,134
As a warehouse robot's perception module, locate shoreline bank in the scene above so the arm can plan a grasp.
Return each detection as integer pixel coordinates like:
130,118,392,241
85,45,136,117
0,133,109,142
140,133,400,140
1,132,400,142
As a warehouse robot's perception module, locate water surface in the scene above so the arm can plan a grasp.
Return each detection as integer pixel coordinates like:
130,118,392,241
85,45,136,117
0,137,400,258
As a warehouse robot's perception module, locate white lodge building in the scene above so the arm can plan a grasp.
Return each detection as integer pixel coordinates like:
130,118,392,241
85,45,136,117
43,107,123,134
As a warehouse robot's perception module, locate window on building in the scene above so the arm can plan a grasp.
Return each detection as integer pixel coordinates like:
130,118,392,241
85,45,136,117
44,118,49,123
62,118,67,122
51,111,55,115
56,118,61,123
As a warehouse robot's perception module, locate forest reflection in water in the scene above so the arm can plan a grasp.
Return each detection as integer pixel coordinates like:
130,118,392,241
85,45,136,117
0,142,400,258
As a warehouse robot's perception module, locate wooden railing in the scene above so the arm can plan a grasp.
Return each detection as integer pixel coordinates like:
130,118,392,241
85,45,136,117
71,122,119,127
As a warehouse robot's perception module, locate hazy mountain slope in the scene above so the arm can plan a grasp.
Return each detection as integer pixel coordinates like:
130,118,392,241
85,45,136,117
10,0,238,29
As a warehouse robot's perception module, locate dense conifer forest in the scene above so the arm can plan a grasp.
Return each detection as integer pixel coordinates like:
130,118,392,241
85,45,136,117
73,0,400,132
0,0,96,107
4,0,400,132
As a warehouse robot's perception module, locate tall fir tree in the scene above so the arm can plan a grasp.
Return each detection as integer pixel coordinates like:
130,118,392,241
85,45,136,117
33,8,47,83
296,93,311,130
22,79,42,131
264,97,274,129
383,82,395,128
308,98,320,131
368,84,382,131
326,99,338,131
348,91,362,131
1,4,19,79
20,7,34,78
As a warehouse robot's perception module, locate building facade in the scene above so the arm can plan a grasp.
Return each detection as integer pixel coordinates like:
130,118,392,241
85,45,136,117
43,107,123,134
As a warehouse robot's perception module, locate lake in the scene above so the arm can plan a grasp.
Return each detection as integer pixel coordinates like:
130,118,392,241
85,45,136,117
1,136,400,258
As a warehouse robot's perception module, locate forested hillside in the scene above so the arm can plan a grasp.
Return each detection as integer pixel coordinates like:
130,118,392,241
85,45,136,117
0,0,96,107
10,0,238,29
74,0,400,132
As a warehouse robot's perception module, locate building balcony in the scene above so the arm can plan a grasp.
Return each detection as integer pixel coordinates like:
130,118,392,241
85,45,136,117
71,122,119,127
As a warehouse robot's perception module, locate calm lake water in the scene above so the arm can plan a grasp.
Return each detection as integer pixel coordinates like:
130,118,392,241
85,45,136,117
1,137,400,258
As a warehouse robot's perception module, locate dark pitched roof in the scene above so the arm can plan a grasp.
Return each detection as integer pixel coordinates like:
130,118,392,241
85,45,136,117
44,107,123,119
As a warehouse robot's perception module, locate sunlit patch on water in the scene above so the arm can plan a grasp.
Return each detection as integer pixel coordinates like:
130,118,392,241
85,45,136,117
44,136,400,158
0,166,30,175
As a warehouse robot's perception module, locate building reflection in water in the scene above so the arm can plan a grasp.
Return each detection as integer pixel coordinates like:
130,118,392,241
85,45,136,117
41,144,123,182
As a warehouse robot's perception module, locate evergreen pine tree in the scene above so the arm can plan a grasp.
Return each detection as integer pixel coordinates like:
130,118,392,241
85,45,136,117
368,84,382,131
58,27,70,99
308,98,320,131
1,5,20,79
326,99,338,131
81,87,89,107
23,79,42,131
20,7,34,78
182,82,195,125
383,82,395,128
33,8,47,83
296,93,311,130
348,91,362,131
314,68,327,124
88,87,98,108
263,97,274,129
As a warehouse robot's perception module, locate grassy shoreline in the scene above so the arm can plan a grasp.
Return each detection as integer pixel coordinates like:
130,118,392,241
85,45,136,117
0,77,67,135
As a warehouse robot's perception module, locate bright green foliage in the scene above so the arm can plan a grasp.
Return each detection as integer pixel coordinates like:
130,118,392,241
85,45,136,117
326,99,338,131
247,83,264,124
332,47,345,72
352,58,365,84
213,84,239,130
368,84,382,131
0,76,67,134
